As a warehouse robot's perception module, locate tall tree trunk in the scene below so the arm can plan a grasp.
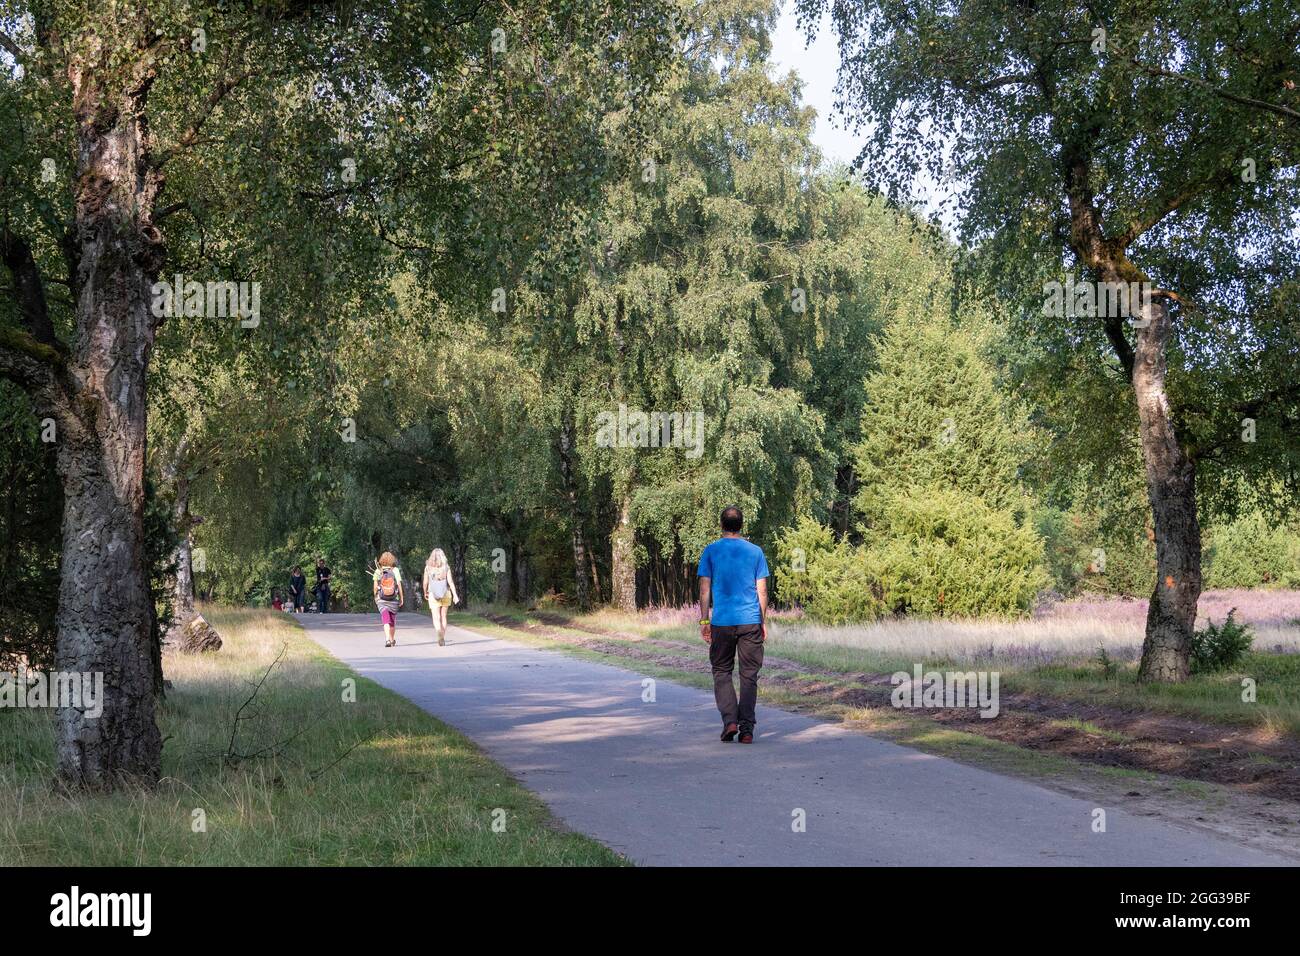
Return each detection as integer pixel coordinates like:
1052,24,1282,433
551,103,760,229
558,419,589,610
1133,299,1202,682
492,519,518,604
610,493,637,611
588,545,602,603
494,539,512,604
511,542,529,604
170,476,197,629
51,52,166,788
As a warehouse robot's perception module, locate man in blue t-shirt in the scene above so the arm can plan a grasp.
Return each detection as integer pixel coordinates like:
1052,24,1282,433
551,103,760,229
697,505,770,744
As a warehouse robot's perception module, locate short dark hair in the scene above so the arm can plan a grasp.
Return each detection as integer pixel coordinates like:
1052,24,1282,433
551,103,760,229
720,506,744,533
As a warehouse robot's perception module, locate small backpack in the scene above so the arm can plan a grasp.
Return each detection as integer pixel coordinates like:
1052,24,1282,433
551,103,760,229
377,568,399,600
430,573,449,600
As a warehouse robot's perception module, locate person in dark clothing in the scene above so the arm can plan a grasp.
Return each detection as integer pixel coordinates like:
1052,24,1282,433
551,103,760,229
697,505,770,744
289,566,307,613
314,558,332,614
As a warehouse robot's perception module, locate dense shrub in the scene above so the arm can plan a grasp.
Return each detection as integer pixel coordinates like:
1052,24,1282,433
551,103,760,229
774,518,885,624
1190,609,1254,674
801,542,889,625
772,515,837,607
775,490,1047,623
864,488,1048,617
1075,532,1157,598
1203,512,1300,589
1032,464,1157,599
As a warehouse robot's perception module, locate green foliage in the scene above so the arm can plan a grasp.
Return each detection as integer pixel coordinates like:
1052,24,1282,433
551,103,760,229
798,543,888,626
1190,610,1254,675
1204,512,1300,590
798,0,1300,517
0,384,59,670
1035,504,1157,599
775,491,1047,623
9,0,1294,637
837,305,1048,617
773,515,836,607
1031,450,1158,598
774,518,885,624
863,489,1048,617
1093,645,1117,681
852,310,1032,527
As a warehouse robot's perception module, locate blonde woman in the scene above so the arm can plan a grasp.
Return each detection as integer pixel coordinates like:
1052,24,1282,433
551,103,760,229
423,548,458,646
373,551,405,648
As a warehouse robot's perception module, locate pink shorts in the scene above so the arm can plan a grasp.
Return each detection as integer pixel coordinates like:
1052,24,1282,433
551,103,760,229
380,608,396,626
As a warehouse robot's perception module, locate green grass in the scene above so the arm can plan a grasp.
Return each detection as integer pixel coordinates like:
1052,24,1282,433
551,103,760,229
1049,717,1132,744
507,605,1300,738
0,608,624,866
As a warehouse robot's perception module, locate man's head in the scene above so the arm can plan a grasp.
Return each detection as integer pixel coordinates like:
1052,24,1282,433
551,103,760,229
292,565,301,574
720,505,744,533
316,557,325,566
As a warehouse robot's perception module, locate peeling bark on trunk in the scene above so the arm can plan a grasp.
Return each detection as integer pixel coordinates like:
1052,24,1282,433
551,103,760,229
1132,299,1202,682
52,59,166,788
1063,138,1203,684
610,493,637,611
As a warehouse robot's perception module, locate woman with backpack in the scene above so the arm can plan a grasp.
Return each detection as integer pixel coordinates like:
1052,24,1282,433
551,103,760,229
422,548,458,647
373,551,406,648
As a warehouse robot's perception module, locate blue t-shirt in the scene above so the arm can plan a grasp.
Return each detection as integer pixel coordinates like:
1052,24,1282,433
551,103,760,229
697,537,769,626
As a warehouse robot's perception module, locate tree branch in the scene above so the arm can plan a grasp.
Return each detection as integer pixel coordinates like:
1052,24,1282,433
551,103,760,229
1235,380,1300,420
156,68,253,168
0,324,62,391
1116,166,1241,247
0,224,61,347
968,73,1037,93
1124,57,1300,125
0,30,23,61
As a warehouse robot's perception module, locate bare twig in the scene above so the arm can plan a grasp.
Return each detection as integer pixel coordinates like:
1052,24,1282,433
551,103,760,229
223,643,287,765
308,733,377,781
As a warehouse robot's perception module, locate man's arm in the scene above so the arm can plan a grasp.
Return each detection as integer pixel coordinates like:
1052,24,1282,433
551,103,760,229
699,577,712,643
756,577,768,641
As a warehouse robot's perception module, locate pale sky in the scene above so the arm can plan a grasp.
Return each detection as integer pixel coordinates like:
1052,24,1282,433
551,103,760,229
769,3,957,227
768,4,866,167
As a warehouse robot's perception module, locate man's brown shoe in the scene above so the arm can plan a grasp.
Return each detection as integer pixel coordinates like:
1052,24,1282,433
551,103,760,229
721,723,739,742
738,732,753,744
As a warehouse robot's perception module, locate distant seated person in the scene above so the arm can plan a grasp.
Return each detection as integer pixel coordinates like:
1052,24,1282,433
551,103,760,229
272,592,284,611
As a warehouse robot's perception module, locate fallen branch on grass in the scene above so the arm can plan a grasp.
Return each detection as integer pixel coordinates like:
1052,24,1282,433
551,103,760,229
222,644,287,767
308,733,377,781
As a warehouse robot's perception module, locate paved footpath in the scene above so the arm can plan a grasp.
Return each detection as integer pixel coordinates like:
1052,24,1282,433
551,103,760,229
300,613,1294,866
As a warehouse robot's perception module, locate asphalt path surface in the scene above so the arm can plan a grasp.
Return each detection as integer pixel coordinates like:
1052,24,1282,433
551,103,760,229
301,612,1293,866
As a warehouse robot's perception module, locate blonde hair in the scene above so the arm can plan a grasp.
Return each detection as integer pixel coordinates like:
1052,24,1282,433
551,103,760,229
378,551,397,568
425,548,448,575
